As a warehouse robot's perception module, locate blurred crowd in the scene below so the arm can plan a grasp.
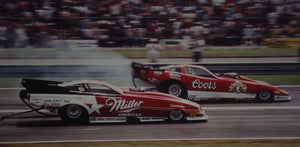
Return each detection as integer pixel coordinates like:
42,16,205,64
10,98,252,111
0,0,300,48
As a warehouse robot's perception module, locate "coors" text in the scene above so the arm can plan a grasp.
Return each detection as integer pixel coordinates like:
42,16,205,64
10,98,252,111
192,79,217,89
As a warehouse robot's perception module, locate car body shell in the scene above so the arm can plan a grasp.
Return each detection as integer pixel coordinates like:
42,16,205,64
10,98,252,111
131,63,291,101
20,79,207,123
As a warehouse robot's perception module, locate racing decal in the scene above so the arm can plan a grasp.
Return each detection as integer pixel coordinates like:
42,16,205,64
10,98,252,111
85,103,104,115
170,104,185,109
118,113,142,117
229,82,247,94
192,79,216,90
140,69,147,80
148,77,158,84
153,71,162,76
105,97,143,112
274,90,280,94
170,73,181,80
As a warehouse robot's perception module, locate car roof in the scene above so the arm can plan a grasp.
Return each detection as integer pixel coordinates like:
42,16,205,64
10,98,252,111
59,80,124,94
59,79,109,86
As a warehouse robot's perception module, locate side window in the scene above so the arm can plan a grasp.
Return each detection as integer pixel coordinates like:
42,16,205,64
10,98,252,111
186,67,214,78
170,67,181,73
192,67,214,78
67,84,88,92
88,84,120,95
186,67,193,75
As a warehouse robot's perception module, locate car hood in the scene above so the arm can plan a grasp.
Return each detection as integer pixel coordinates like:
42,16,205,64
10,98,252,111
123,91,200,108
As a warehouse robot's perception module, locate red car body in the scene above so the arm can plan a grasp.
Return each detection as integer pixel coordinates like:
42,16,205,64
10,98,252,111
131,62,291,102
20,79,207,123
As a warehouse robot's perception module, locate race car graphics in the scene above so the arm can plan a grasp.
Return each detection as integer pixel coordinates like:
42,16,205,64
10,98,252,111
131,62,291,102
105,97,143,112
18,79,207,123
191,79,217,90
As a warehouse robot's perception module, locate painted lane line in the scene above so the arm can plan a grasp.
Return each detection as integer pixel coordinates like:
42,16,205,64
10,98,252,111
0,109,48,113
1,85,300,90
1,106,300,113
203,106,300,110
1,137,300,144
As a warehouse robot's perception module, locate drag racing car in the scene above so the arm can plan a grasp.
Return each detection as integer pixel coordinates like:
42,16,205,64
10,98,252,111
131,62,291,102
16,79,207,123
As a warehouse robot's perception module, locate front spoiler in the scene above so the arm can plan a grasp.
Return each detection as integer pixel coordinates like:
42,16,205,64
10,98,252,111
186,115,208,121
274,95,292,101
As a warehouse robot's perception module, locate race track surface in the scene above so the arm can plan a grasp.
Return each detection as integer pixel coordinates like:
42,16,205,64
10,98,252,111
0,87,300,143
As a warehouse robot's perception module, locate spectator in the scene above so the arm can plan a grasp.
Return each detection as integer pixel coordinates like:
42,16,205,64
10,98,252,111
192,38,205,62
146,38,161,63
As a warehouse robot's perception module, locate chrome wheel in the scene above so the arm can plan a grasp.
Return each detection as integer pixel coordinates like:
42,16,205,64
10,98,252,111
168,83,182,97
257,90,273,102
66,105,82,119
169,109,184,121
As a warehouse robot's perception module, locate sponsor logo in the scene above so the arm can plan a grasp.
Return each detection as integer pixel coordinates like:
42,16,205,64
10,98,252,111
229,82,247,93
148,78,158,84
118,113,142,117
140,69,147,80
105,98,143,112
170,104,185,108
154,71,162,76
192,79,216,89
170,73,181,79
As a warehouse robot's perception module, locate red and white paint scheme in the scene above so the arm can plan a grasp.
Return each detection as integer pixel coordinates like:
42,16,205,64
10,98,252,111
19,79,207,123
131,62,291,102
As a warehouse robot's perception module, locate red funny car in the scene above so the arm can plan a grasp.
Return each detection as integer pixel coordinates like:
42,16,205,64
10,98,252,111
131,62,291,102
18,79,207,123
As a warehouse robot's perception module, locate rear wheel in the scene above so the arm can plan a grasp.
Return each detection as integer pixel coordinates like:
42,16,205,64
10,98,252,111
168,109,185,122
256,90,274,102
158,81,187,99
58,104,89,124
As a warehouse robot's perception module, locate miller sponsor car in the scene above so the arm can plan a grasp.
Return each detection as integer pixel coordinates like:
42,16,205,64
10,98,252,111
131,62,291,102
14,79,207,123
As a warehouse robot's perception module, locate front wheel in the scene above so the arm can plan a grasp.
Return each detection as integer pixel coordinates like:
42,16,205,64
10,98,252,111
58,104,89,124
256,90,274,102
168,109,185,122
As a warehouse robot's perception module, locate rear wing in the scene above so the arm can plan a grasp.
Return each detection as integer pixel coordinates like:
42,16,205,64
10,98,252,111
21,79,68,93
131,62,151,79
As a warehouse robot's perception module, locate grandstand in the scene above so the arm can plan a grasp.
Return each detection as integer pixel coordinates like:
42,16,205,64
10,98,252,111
0,0,299,48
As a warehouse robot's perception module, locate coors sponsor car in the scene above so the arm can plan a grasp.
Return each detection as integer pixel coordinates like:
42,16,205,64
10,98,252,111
131,62,291,102
18,79,207,123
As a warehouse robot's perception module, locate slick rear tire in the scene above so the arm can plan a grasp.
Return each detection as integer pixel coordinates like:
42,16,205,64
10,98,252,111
59,104,89,124
168,109,185,122
256,90,274,102
158,81,187,99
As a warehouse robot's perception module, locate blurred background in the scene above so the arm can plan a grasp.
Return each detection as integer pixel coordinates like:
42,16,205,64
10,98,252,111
0,0,299,48
0,0,300,87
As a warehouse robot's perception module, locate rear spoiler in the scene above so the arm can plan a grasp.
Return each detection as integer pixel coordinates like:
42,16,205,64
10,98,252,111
21,79,68,93
131,62,151,79
131,62,167,88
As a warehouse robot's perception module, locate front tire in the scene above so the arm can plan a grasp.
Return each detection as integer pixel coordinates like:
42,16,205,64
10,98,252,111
58,104,89,124
256,90,274,102
168,109,185,122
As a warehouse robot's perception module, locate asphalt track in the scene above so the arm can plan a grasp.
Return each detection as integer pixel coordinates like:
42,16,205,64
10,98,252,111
0,87,300,143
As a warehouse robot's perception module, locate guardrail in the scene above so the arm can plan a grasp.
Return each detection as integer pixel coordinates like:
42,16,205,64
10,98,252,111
0,63,299,77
